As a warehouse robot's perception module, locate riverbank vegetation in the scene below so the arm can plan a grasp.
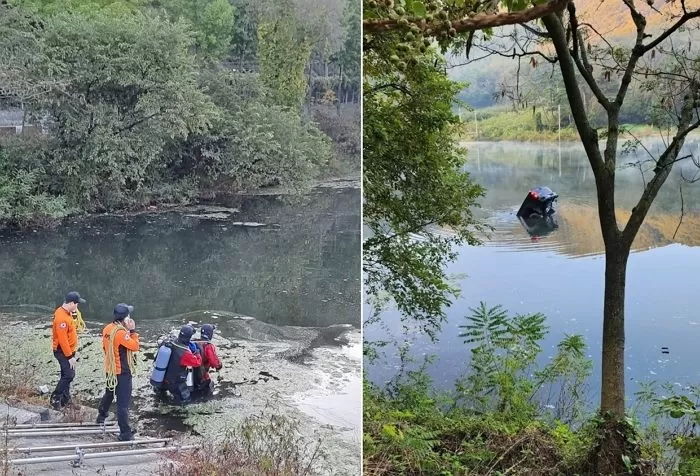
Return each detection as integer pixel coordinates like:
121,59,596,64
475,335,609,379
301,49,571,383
161,411,328,475
0,0,360,228
364,304,700,475
457,108,682,143
363,0,700,473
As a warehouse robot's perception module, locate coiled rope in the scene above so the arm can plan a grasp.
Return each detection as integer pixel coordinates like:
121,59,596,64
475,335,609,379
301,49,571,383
72,309,86,334
104,323,137,391
50,308,86,352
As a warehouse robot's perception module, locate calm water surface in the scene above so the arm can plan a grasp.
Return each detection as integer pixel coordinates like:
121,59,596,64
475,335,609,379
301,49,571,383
0,188,361,329
367,140,700,403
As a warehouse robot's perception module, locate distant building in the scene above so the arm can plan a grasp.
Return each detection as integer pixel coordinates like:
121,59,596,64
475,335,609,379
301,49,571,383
0,108,24,135
0,108,43,136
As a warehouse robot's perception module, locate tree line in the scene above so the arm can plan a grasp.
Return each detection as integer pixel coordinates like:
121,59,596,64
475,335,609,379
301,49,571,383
0,0,360,227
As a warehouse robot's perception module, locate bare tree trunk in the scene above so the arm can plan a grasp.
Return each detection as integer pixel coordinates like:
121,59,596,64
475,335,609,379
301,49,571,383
337,65,343,115
601,243,629,417
21,101,26,135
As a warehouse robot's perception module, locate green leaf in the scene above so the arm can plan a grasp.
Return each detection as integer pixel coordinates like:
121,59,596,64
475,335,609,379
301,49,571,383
382,424,399,439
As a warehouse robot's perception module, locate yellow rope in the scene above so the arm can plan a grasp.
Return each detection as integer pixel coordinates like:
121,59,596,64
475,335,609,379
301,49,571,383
72,309,86,334
104,323,137,391
50,308,83,352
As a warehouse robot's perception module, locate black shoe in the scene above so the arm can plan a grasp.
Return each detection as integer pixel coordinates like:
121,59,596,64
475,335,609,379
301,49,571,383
96,417,105,425
50,397,63,410
117,432,135,441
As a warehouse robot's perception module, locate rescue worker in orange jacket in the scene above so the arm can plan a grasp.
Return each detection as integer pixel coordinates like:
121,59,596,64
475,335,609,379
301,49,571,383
192,324,223,397
51,291,85,409
96,304,140,441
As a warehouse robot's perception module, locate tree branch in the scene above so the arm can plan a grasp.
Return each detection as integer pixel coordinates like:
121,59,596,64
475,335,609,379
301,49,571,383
616,0,647,107
673,182,684,240
363,0,571,34
521,23,551,39
642,8,700,53
622,84,700,246
541,12,603,170
568,3,611,110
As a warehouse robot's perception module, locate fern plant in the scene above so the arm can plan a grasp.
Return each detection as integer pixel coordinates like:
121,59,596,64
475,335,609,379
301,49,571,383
456,302,591,425
456,303,547,418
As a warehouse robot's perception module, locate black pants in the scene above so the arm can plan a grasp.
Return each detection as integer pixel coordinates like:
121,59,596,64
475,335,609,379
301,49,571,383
166,381,191,404
51,351,74,407
97,373,133,438
192,379,214,399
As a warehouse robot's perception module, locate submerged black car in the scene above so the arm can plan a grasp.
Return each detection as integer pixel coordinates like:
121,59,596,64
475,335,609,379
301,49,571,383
518,214,558,239
516,186,558,218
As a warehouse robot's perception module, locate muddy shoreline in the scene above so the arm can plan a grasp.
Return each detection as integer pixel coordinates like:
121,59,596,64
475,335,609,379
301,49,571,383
0,312,361,475
0,177,360,232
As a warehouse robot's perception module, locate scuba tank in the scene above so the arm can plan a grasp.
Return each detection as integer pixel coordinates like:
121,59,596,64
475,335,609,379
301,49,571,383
150,343,172,389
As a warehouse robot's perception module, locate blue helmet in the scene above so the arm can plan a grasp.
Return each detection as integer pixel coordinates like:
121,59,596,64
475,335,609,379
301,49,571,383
201,324,215,341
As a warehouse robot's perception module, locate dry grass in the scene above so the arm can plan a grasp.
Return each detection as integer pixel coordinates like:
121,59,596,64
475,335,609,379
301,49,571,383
60,396,97,423
159,411,327,476
0,350,42,406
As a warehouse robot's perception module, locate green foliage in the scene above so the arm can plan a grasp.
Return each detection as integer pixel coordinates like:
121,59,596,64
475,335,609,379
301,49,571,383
154,0,235,61
364,371,582,475
32,11,213,211
451,304,591,428
229,0,258,65
336,0,361,86
257,1,313,110
456,303,591,424
10,0,144,15
172,70,331,191
0,137,70,227
0,1,344,228
635,383,700,474
460,108,580,142
363,41,485,336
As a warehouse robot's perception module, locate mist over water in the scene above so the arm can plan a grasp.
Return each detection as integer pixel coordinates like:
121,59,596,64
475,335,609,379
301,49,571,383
366,140,700,403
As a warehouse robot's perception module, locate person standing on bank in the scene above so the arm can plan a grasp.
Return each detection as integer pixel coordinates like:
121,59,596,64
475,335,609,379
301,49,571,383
51,291,86,409
97,303,140,441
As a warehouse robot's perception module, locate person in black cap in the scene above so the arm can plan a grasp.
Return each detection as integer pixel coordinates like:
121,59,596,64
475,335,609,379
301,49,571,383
50,291,86,409
161,325,202,404
96,303,140,441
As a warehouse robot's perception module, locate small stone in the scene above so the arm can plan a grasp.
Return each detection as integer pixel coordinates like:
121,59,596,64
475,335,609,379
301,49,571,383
38,385,50,395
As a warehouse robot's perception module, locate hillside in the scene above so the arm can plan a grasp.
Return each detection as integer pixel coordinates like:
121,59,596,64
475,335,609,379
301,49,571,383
576,0,700,40
450,0,700,120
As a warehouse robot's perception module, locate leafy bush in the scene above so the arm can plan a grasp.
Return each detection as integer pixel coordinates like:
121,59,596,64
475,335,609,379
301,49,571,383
0,4,343,228
33,11,214,211
172,70,332,192
455,303,591,426
635,383,700,475
0,136,70,228
364,304,594,475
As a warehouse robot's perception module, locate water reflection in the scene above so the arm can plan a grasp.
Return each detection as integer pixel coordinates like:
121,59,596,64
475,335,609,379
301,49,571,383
518,214,559,240
0,189,361,328
366,140,700,402
468,140,700,256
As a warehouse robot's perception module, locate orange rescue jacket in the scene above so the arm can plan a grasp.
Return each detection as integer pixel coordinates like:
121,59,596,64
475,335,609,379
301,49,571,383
52,306,78,358
102,322,140,375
